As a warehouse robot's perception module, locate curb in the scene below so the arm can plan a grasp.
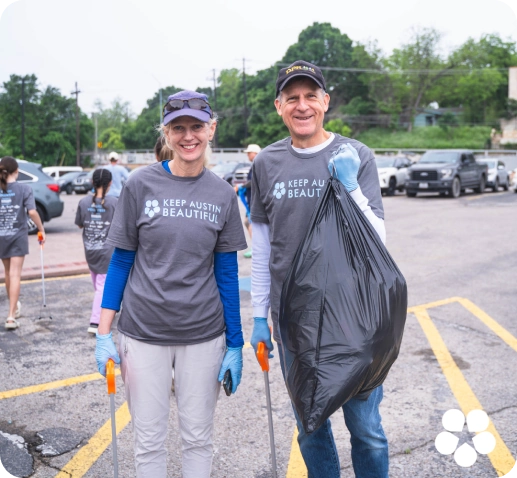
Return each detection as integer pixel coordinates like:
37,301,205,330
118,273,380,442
0,262,90,284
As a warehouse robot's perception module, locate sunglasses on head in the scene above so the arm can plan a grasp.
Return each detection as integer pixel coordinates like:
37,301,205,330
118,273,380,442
163,98,213,118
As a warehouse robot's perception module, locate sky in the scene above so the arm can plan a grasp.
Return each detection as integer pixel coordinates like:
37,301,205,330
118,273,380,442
1,0,517,116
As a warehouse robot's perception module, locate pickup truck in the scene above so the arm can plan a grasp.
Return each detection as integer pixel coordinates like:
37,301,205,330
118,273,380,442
405,150,488,198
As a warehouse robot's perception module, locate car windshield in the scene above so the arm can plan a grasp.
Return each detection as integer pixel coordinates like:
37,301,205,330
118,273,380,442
478,160,496,169
211,163,237,174
419,152,459,164
375,157,396,168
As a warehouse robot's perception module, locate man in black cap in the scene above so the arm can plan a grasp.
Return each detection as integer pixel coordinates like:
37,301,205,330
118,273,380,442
249,60,388,477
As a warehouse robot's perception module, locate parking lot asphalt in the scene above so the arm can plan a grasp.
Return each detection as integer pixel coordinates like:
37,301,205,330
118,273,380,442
1,188,517,477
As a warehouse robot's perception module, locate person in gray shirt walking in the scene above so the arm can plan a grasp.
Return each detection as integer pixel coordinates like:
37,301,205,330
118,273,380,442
104,151,129,197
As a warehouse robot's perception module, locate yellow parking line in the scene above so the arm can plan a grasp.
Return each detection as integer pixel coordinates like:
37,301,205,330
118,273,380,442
56,401,131,478
286,427,307,477
456,297,517,353
413,306,515,476
20,273,90,285
407,296,459,312
0,370,120,400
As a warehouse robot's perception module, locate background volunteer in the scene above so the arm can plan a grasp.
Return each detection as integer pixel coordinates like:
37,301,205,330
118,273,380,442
0,156,46,329
104,151,129,197
249,61,388,478
75,168,117,335
239,144,260,258
94,90,247,478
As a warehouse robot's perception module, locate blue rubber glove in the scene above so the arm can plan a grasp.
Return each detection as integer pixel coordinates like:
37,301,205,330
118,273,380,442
218,347,243,394
95,332,121,377
328,143,361,192
251,317,274,359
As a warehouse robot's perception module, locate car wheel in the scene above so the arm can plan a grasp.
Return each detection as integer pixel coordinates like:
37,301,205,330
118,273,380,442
449,177,461,198
474,175,485,194
27,205,45,235
386,177,397,196
492,178,499,192
406,191,417,197
503,177,509,191
65,184,73,195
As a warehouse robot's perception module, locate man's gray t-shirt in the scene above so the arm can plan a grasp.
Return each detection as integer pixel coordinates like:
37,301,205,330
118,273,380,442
0,182,35,259
250,134,384,341
107,162,248,346
75,195,118,274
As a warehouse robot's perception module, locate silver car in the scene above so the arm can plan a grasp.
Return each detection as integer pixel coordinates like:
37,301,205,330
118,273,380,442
16,160,64,233
476,159,510,192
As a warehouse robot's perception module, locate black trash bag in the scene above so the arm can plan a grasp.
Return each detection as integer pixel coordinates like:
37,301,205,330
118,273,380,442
279,177,407,434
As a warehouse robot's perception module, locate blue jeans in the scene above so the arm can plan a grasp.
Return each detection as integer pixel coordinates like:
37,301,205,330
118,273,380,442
278,346,389,478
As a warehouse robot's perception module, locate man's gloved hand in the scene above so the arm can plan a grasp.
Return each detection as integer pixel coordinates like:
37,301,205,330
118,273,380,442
251,317,274,359
95,332,121,377
328,143,361,192
218,347,243,394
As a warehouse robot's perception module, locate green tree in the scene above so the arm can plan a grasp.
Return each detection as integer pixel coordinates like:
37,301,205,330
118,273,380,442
324,119,352,137
388,28,451,131
122,85,183,150
0,74,93,166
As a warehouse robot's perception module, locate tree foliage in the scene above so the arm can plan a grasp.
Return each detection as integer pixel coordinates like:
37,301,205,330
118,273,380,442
0,74,93,166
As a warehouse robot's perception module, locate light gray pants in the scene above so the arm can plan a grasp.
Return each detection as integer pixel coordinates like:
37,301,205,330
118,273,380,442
118,332,226,478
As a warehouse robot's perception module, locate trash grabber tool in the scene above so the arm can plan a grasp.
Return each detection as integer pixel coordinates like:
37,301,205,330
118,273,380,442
37,232,52,320
106,359,119,478
257,341,277,478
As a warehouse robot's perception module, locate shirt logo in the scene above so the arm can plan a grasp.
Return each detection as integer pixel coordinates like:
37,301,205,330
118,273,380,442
273,182,286,199
145,199,160,218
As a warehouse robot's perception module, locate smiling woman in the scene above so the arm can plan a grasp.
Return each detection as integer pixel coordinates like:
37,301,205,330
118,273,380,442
94,89,247,477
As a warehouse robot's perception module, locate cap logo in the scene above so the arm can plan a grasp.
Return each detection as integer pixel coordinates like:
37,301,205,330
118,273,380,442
286,65,316,75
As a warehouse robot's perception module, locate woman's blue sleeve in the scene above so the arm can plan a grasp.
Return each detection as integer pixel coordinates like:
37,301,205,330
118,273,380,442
101,247,136,311
214,251,244,348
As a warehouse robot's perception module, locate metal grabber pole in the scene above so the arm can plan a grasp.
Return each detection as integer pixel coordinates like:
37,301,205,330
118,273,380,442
106,359,119,478
257,341,277,478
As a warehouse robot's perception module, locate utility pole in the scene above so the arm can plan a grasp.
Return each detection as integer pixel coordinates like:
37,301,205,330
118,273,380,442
242,58,248,141
94,114,98,162
71,82,81,166
212,69,218,148
21,77,26,159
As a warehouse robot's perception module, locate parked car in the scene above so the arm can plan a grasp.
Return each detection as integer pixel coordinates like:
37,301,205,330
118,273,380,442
211,162,250,184
56,171,84,194
15,160,64,234
72,171,94,194
405,150,488,198
42,166,83,180
476,159,510,192
232,166,252,187
375,156,412,196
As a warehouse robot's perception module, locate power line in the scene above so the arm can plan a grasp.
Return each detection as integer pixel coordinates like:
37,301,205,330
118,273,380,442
277,63,510,75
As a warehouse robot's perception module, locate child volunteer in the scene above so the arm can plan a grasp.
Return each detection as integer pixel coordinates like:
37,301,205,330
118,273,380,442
0,156,45,329
75,169,117,334
94,91,247,478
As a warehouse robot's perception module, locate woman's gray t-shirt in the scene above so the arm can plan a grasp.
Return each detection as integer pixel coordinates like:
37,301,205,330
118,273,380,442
75,195,118,274
107,162,248,346
0,182,35,259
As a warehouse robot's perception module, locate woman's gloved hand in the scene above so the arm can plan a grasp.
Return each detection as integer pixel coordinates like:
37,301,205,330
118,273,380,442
250,317,274,359
328,143,361,192
218,347,243,394
95,332,121,376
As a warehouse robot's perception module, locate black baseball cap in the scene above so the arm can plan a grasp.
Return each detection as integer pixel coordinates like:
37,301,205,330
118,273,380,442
275,60,327,97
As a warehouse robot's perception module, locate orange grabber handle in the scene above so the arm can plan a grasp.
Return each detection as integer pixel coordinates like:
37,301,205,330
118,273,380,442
106,359,116,395
37,232,44,246
257,343,269,372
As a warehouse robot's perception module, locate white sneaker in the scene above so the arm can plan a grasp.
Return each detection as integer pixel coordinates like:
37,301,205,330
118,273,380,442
5,317,19,330
14,301,21,319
